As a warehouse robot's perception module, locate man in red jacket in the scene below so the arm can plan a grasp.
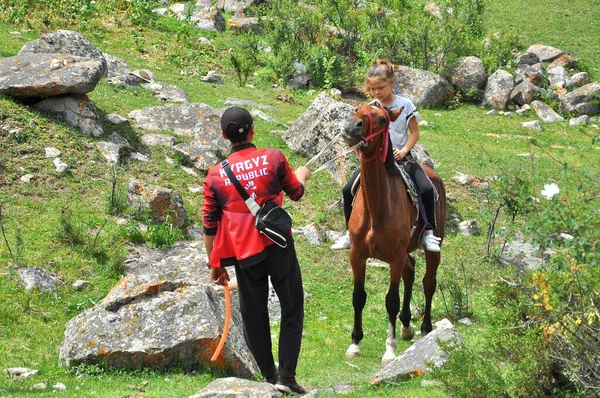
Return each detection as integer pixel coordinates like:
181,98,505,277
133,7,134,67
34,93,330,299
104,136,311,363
203,106,311,395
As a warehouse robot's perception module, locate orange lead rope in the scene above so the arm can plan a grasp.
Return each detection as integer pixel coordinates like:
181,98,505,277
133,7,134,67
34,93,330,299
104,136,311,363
211,282,231,362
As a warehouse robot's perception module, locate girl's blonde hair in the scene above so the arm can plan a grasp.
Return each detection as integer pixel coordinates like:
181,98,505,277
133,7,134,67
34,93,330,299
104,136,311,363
363,59,395,96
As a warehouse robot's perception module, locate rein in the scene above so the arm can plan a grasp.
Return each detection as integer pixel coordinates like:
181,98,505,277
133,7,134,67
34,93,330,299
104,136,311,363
355,107,390,163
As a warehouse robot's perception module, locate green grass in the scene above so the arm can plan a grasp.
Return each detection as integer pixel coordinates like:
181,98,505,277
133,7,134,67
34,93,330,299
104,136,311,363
1,1,599,397
483,0,600,79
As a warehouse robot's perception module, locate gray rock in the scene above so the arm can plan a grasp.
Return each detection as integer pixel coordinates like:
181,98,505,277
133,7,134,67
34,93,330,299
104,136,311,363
129,103,226,149
0,54,105,98
96,142,124,165
19,30,107,76
282,92,355,183
190,377,281,397
393,65,453,108
515,52,540,66
370,319,462,385
130,152,149,162
570,72,589,87
59,242,258,377
53,383,66,391
172,141,220,172
301,223,327,246
286,73,311,89
458,220,480,236
250,109,286,127
53,157,69,173
228,17,260,34
72,280,88,291
447,56,487,94
526,44,565,62
17,267,56,294
548,54,578,69
510,81,541,106
106,113,128,125
4,367,38,381
530,100,564,123
521,121,542,131
217,0,264,13
190,5,225,32
225,98,277,113
33,94,103,137
142,82,190,104
20,174,34,183
514,63,547,86
44,147,61,158
127,179,188,228
201,70,224,84
141,134,177,147
102,52,130,78
107,74,141,88
500,238,549,270
483,69,514,110
560,82,600,116
569,115,590,126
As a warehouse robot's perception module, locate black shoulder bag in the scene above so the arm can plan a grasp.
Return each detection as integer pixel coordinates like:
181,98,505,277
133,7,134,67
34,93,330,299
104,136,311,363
222,160,292,248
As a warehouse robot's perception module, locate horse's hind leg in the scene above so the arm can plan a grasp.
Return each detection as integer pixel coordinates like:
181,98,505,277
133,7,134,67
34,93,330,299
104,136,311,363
399,255,416,340
422,251,440,336
346,254,368,358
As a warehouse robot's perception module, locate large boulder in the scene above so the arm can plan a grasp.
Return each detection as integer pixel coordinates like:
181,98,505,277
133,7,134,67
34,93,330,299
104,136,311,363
447,56,487,95
393,65,453,108
526,44,565,62
59,241,259,377
19,30,107,76
483,69,514,110
128,103,228,160
32,94,104,137
282,92,355,183
370,319,463,385
0,53,105,98
560,82,600,116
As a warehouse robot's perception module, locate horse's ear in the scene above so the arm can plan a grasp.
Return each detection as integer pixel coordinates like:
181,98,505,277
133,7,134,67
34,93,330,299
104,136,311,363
389,107,403,122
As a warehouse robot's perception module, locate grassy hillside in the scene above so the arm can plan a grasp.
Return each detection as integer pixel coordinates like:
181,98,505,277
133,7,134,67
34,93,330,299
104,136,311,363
484,0,600,79
1,0,599,397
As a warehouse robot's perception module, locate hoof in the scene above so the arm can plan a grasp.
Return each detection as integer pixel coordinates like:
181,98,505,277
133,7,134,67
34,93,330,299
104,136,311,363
382,351,396,366
401,325,415,340
345,343,361,358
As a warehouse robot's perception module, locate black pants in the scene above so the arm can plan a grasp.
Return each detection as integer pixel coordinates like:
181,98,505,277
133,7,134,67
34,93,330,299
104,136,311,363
342,157,436,229
234,241,304,380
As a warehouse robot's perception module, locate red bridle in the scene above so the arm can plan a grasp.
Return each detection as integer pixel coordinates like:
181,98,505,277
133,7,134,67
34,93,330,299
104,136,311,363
355,107,390,163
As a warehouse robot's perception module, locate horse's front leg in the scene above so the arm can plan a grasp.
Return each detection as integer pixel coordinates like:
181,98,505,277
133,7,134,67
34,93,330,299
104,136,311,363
382,255,405,365
346,251,367,358
399,255,416,340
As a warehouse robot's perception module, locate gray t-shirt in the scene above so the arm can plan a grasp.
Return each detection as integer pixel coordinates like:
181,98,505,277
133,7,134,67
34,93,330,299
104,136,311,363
371,96,418,149
389,96,418,149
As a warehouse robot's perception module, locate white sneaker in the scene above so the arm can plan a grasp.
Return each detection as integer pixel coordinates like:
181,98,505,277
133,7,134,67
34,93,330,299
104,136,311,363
422,233,441,252
330,232,351,250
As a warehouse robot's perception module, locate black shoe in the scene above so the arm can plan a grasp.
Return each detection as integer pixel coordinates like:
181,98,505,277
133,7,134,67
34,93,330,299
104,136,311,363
265,375,278,385
274,377,306,395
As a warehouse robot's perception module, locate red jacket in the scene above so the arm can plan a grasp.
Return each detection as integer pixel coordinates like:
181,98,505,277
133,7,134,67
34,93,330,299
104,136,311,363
202,143,304,268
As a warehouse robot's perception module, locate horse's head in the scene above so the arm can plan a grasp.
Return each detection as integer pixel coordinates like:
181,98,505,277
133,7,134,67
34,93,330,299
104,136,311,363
343,104,403,161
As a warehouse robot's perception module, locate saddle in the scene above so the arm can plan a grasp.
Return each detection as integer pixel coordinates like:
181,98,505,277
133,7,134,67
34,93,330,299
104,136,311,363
350,158,439,237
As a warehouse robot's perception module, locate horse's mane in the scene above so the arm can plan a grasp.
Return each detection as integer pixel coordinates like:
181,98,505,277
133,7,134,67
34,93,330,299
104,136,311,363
383,135,401,177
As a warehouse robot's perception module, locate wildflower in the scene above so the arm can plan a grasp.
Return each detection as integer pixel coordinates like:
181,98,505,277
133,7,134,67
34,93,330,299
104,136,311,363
541,183,560,200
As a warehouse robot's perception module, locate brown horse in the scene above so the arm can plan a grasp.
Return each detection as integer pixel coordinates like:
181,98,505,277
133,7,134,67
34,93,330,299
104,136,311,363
342,104,446,364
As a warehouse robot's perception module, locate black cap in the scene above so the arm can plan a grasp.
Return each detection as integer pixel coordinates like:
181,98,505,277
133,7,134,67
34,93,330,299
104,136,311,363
221,106,253,139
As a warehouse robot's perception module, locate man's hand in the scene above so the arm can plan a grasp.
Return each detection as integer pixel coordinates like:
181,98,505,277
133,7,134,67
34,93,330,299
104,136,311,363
294,166,312,184
210,267,230,286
